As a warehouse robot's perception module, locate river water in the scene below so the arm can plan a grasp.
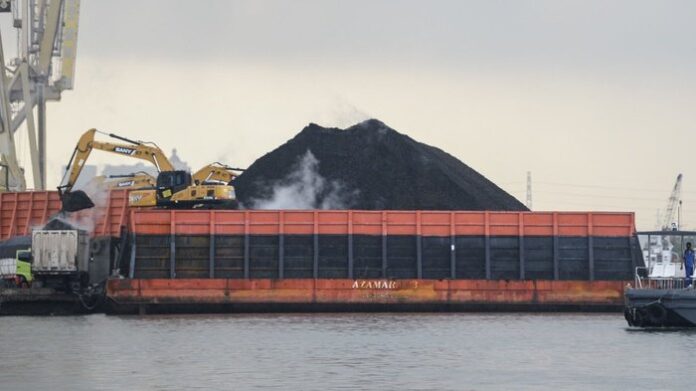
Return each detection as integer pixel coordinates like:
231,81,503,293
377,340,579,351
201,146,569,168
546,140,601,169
0,313,690,390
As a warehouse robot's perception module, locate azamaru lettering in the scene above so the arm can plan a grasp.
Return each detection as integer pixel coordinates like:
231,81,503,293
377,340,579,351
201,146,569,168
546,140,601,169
352,280,398,289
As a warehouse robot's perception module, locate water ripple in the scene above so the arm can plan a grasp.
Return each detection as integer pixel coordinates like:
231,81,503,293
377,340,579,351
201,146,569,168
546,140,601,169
0,313,690,390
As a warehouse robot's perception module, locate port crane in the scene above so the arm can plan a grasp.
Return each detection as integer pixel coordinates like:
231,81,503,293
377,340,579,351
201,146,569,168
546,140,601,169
660,174,683,231
0,0,80,191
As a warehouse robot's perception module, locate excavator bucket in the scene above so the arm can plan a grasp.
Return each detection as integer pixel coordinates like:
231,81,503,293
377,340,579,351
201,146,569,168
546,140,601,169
60,190,95,212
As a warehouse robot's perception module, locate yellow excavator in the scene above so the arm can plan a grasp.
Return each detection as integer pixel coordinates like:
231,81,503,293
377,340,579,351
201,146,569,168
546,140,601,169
58,129,241,212
126,162,243,209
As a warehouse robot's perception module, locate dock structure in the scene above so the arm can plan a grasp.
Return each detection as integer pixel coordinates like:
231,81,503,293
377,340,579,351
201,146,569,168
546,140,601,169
0,287,92,315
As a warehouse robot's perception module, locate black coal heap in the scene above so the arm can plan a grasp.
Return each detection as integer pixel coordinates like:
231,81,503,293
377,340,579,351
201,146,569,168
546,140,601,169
235,119,528,211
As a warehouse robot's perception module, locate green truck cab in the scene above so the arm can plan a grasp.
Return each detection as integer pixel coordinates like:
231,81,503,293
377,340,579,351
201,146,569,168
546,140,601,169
15,249,33,286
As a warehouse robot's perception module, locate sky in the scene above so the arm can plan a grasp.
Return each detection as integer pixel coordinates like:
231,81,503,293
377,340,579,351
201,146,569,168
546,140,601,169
4,0,696,229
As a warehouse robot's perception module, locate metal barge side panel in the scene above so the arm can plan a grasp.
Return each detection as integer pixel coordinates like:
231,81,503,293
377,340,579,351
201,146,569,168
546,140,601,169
128,210,640,282
0,190,129,239
106,278,627,312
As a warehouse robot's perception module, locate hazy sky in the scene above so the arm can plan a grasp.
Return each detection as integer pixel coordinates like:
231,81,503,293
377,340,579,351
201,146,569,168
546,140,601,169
5,0,696,229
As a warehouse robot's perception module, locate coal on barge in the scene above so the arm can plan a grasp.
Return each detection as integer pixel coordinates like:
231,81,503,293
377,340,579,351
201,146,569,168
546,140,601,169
0,190,642,314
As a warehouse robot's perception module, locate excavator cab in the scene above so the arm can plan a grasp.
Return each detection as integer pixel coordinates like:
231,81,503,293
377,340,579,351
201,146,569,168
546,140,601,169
156,170,192,200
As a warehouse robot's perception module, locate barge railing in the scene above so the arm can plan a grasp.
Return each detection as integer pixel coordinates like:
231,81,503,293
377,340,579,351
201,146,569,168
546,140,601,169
634,266,690,290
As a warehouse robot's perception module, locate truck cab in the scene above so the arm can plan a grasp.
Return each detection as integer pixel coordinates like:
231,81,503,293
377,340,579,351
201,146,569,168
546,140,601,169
0,248,32,288
15,249,32,286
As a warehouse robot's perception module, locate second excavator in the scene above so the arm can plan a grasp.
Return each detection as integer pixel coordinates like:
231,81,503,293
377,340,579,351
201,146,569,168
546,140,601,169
59,129,241,212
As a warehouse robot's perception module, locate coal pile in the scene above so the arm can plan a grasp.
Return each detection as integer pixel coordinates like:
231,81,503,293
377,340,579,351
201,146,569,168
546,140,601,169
235,119,528,211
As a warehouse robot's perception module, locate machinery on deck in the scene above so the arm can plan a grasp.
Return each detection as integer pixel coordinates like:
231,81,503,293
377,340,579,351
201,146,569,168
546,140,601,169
58,128,239,212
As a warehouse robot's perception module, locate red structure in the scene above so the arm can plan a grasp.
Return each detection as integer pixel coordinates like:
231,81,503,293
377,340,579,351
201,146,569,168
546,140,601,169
130,209,635,237
0,190,129,239
0,190,639,312
107,279,627,312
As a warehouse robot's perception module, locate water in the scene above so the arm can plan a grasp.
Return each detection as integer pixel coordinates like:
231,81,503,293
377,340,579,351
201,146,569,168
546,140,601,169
0,313,690,390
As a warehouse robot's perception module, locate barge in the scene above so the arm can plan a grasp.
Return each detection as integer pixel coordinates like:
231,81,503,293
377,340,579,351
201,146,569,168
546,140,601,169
0,190,642,314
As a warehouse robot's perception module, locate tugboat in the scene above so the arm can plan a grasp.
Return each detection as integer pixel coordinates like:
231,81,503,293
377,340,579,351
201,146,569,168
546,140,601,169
625,230,696,327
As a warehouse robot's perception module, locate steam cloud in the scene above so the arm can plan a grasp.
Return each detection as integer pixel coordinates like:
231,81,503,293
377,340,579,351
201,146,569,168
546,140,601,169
249,150,356,210
42,178,112,233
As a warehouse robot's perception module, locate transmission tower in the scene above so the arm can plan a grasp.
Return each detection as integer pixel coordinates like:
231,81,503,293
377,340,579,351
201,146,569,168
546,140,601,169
525,171,532,210
0,0,80,190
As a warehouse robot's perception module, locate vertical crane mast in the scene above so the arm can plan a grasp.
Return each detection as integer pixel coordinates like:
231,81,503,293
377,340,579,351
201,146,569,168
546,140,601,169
661,173,683,231
0,0,80,191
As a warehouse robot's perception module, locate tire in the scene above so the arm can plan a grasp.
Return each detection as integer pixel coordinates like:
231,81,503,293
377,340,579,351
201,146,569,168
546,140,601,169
634,309,647,328
624,308,634,326
647,304,668,326
16,276,29,289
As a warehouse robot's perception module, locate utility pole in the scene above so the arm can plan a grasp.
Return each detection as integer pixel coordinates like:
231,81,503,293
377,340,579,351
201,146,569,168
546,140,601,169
525,171,532,210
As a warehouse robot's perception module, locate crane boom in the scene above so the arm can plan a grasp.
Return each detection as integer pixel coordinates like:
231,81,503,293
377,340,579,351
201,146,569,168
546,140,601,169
661,174,683,230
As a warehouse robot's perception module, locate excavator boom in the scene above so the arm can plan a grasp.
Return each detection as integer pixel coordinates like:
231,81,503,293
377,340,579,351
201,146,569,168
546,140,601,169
192,162,244,184
59,129,174,212
85,172,157,190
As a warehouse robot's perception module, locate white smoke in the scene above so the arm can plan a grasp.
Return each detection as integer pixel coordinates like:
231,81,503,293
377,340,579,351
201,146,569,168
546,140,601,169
315,95,371,129
249,150,356,210
74,179,112,232
43,177,112,233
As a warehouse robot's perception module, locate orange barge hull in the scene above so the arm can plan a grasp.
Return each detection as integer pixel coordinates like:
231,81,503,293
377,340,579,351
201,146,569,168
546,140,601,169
106,278,628,313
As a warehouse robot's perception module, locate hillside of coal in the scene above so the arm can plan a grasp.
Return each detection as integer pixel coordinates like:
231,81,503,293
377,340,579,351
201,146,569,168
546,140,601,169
234,119,528,211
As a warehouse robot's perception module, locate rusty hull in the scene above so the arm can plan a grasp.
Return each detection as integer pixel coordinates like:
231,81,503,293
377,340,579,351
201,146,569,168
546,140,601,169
106,279,627,313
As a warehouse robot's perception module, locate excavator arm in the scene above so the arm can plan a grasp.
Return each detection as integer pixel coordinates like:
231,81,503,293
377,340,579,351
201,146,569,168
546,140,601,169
104,172,157,189
60,129,174,194
84,172,157,190
58,129,175,212
192,162,244,184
